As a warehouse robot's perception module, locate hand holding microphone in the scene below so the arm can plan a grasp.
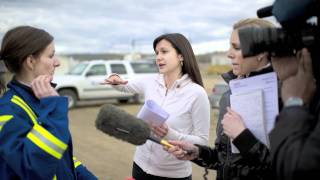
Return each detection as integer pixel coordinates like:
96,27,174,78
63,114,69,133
166,140,200,161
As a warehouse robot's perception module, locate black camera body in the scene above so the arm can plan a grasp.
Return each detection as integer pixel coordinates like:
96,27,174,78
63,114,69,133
238,0,320,79
239,0,320,58
239,24,319,58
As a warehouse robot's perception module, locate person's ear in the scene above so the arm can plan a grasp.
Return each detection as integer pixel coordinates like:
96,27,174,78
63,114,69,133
178,54,184,66
178,54,184,61
257,53,267,62
25,55,36,71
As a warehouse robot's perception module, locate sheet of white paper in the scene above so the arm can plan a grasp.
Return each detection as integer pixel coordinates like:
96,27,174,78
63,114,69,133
229,72,278,134
137,100,169,126
230,90,268,153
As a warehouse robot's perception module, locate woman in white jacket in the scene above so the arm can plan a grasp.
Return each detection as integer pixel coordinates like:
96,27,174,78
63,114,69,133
103,33,210,180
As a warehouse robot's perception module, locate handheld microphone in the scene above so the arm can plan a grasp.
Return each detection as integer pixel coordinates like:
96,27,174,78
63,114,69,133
95,104,173,148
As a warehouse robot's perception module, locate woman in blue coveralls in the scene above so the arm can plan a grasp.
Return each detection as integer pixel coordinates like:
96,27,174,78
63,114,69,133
0,26,97,179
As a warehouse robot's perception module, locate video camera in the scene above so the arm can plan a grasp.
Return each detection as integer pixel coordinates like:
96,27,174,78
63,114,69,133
238,0,320,58
238,0,320,79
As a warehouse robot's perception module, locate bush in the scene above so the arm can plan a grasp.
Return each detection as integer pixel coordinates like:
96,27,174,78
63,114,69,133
206,65,232,75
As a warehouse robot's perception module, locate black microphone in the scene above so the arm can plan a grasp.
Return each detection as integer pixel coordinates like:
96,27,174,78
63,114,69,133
257,5,273,18
95,104,173,148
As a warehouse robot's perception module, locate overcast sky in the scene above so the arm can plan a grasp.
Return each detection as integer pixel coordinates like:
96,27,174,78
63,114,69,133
0,0,275,54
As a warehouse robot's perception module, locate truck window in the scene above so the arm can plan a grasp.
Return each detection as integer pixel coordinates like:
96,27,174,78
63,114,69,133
68,63,88,75
110,64,127,74
131,62,158,73
87,64,107,76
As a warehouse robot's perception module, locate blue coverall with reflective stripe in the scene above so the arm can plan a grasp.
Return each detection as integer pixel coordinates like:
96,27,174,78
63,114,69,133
0,79,97,180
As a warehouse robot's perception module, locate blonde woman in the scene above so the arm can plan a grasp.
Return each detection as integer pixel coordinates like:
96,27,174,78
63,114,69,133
167,18,276,180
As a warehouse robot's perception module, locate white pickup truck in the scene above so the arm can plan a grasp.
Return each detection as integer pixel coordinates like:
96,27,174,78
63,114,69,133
53,59,158,108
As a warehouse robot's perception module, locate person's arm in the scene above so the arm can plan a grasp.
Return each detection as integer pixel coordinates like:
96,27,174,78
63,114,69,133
167,140,220,170
73,157,98,180
39,89,97,179
270,106,318,180
0,97,70,179
232,128,270,167
103,73,151,95
191,144,220,169
221,105,270,168
41,97,97,180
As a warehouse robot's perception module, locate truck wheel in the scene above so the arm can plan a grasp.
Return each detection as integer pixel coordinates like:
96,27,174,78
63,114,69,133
59,89,77,108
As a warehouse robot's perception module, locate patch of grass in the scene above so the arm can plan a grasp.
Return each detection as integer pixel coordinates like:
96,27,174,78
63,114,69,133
206,65,232,75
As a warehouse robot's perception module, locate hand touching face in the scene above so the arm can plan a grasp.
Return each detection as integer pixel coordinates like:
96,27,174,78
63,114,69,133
280,49,316,104
31,75,58,99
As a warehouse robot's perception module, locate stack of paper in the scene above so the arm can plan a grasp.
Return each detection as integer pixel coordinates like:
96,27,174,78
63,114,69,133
230,90,267,153
137,100,169,127
229,72,279,153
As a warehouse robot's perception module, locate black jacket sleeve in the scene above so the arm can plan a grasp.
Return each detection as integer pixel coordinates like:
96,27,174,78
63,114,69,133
191,144,220,169
232,129,270,168
270,106,320,180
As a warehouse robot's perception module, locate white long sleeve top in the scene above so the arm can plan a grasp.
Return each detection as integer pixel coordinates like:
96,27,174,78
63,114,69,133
112,74,210,178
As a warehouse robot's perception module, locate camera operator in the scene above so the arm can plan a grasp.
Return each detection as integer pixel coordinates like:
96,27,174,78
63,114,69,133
270,48,318,180
236,0,320,179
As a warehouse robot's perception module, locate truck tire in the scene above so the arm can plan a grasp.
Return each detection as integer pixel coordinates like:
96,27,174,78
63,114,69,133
59,89,77,108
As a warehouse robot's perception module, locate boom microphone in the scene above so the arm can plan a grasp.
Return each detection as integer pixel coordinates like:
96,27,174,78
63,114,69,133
95,104,173,148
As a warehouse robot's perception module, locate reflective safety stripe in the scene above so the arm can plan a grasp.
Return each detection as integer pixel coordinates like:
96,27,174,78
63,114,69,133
9,95,68,175
0,115,13,122
27,124,67,159
0,115,13,131
73,157,82,168
11,95,37,125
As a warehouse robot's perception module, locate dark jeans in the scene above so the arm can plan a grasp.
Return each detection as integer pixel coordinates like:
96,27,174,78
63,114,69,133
132,162,192,180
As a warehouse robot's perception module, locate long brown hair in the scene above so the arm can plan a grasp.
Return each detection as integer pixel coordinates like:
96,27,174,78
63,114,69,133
153,33,204,87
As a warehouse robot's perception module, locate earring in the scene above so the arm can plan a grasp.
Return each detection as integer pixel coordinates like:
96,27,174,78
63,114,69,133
180,61,183,66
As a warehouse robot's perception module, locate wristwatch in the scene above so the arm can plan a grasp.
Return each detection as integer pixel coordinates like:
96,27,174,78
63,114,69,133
284,97,304,107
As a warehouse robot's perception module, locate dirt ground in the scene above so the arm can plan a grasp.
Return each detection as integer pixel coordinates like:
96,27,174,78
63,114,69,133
68,74,223,180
